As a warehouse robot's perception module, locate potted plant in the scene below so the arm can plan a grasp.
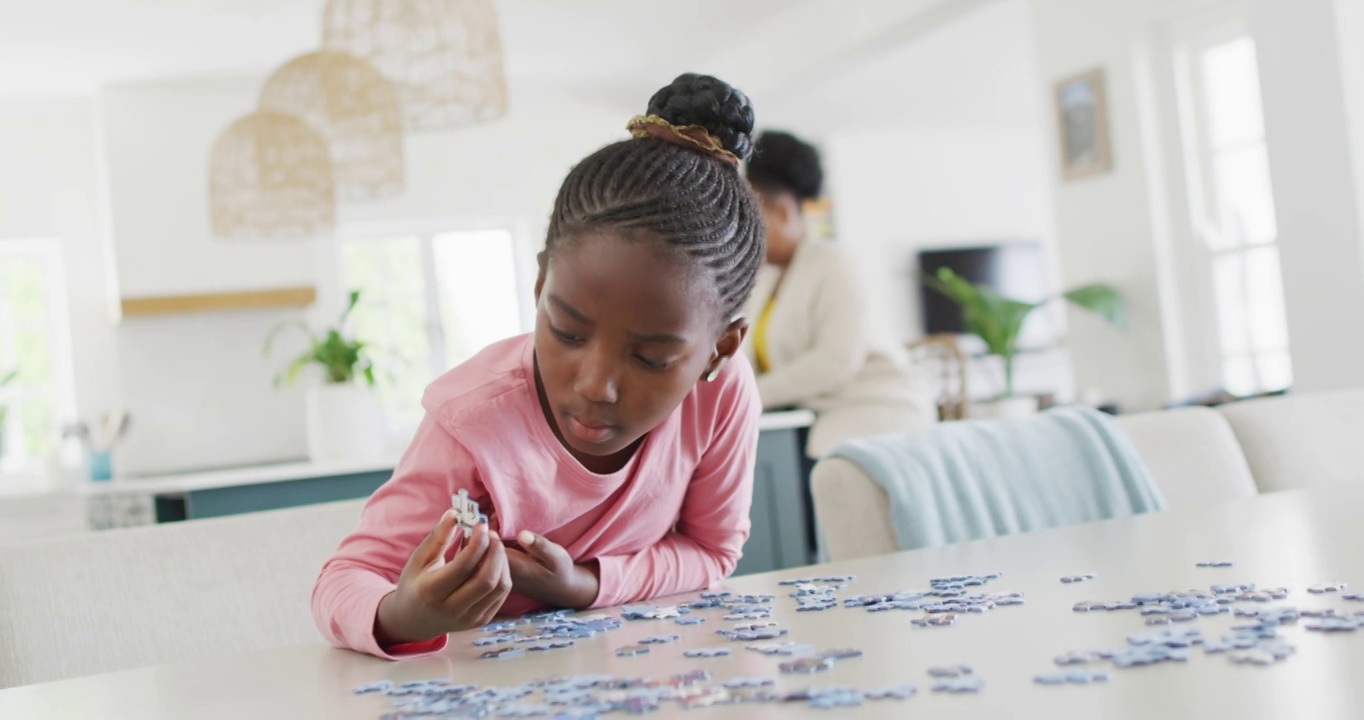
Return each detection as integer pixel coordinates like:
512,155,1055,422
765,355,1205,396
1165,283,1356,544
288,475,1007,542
925,268,1126,418
265,290,387,462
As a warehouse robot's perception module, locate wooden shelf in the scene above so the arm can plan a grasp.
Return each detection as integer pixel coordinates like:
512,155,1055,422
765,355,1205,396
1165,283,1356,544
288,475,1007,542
120,287,316,317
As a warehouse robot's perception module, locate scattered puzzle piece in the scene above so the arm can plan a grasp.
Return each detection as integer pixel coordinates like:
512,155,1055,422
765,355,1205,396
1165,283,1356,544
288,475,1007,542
480,647,526,660
864,684,917,700
932,676,983,694
1308,582,1348,595
683,647,732,658
779,656,834,674
722,677,776,689
927,664,972,678
746,641,816,656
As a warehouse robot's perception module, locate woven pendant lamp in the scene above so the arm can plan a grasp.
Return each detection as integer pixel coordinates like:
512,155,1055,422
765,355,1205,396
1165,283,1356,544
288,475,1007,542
208,111,337,241
321,0,509,131
259,50,405,203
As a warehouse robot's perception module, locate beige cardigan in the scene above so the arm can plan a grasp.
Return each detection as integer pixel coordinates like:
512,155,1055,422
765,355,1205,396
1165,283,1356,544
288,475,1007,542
742,239,936,457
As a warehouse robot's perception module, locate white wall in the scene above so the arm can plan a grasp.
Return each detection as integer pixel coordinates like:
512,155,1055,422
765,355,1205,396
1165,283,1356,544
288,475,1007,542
99,77,319,300
94,77,318,474
94,77,621,475
1032,0,1364,407
822,128,1055,338
824,127,1070,401
1249,0,1364,394
760,0,1042,134
338,83,622,240
1028,0,1251,412
753,0,1071,400
0,98,120,442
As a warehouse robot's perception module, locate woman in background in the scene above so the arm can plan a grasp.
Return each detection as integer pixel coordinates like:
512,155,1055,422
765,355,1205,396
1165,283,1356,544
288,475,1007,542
744,130,936,460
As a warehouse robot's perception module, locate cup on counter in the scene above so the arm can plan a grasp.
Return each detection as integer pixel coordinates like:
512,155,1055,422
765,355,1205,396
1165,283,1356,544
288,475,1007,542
88,450,113,482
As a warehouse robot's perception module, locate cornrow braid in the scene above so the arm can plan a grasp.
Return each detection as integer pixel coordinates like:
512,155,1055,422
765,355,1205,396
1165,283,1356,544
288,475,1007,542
544,74,765,322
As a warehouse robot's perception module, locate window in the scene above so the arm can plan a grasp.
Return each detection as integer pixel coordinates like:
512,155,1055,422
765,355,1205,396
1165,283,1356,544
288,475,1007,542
0,239,77,475
340,226,529,434
1177,33,1291,396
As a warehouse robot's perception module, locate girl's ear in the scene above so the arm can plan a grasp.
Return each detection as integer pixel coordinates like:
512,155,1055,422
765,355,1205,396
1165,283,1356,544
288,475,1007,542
703,318,749,381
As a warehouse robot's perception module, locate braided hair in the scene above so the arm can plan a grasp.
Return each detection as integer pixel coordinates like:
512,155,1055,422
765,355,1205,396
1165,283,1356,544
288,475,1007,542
544,74,765,323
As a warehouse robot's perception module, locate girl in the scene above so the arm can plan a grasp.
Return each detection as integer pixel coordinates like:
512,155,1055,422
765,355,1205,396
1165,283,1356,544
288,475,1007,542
312,73,766,659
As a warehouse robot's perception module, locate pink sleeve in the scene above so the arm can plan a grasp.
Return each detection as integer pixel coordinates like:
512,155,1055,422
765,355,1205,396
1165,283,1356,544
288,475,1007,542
591,365,762,608
310,414,485,659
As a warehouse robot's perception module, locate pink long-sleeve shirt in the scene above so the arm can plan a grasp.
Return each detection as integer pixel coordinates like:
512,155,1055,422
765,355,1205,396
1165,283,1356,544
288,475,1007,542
312,334,761,658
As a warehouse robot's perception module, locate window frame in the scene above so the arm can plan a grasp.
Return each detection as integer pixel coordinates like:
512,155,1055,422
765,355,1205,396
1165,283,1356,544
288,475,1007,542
332,218,539,437
0,237,78,483
1157,6,1291,399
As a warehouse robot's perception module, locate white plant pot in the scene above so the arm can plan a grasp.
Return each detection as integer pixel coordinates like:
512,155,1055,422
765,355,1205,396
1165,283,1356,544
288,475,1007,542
968,395,1039,420
305,384,387,463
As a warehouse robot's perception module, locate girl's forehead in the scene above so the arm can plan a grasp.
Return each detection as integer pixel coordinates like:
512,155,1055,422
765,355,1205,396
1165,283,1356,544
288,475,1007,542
546,232,720,329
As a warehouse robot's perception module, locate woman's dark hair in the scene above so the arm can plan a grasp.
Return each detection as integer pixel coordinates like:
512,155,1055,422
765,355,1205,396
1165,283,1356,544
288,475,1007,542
745,130,823,201
545,73,765,321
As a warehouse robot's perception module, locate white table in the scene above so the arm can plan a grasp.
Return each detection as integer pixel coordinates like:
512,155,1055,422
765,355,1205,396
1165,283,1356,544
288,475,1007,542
6,484,1362,719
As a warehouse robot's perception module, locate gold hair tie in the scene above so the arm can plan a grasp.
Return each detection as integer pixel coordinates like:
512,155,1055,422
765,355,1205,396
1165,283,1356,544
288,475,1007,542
626,114,741,166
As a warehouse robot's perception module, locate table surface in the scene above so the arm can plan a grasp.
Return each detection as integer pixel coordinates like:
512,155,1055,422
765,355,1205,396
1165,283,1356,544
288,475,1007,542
72,411,817,497
7,484,1363,719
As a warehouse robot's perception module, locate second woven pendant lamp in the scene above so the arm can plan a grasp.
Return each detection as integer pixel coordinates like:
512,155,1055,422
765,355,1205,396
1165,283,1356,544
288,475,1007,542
259,50,405,203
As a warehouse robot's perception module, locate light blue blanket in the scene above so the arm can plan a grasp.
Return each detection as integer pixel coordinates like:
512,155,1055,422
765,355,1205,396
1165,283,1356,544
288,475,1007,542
827,407,1167,551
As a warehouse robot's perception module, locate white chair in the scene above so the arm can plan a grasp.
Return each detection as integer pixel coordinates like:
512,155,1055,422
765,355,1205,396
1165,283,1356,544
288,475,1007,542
812,407,1258,562
1115,407,1258,508
0,498,364,689
1217,387,1364,493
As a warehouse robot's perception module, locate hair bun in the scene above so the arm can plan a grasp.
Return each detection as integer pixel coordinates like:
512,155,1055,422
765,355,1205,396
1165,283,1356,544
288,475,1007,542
646,73,755,163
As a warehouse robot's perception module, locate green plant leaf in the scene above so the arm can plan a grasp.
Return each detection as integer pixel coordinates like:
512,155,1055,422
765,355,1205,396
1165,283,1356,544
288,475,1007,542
924,268,1037,397
278,352,314,388
339,289,361,329
266,290,380,390
926,268,1035,356
1063,284,1127,331
0,369,17,388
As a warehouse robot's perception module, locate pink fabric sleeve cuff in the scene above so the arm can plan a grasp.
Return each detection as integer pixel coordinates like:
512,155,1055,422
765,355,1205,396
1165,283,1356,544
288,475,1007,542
588,554,628,609
348,573,450,660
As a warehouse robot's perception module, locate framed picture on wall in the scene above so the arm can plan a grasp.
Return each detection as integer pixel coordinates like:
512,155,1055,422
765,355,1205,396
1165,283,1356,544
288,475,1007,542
1054,68,1113,181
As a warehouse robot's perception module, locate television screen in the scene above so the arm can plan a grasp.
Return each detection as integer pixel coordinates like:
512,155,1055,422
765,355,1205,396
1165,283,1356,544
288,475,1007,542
918,243,1046,335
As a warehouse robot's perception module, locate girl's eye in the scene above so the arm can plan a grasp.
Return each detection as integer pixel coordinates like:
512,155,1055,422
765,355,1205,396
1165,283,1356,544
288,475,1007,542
635,355,673,372
550,326,585,345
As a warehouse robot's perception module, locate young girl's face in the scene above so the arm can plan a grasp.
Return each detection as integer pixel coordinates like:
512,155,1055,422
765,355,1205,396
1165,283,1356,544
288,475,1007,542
533,231,740,469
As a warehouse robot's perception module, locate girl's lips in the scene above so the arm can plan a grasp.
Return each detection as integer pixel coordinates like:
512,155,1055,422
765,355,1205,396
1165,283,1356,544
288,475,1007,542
565,414,617,444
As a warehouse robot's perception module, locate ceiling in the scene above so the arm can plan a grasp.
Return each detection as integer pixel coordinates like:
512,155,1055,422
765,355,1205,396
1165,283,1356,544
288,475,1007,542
766,0,1044,134
0,0,803,98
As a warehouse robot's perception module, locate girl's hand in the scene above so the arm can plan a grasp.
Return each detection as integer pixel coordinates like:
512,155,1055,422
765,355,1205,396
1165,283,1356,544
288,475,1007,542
375,511,512,645
506,530,600,610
